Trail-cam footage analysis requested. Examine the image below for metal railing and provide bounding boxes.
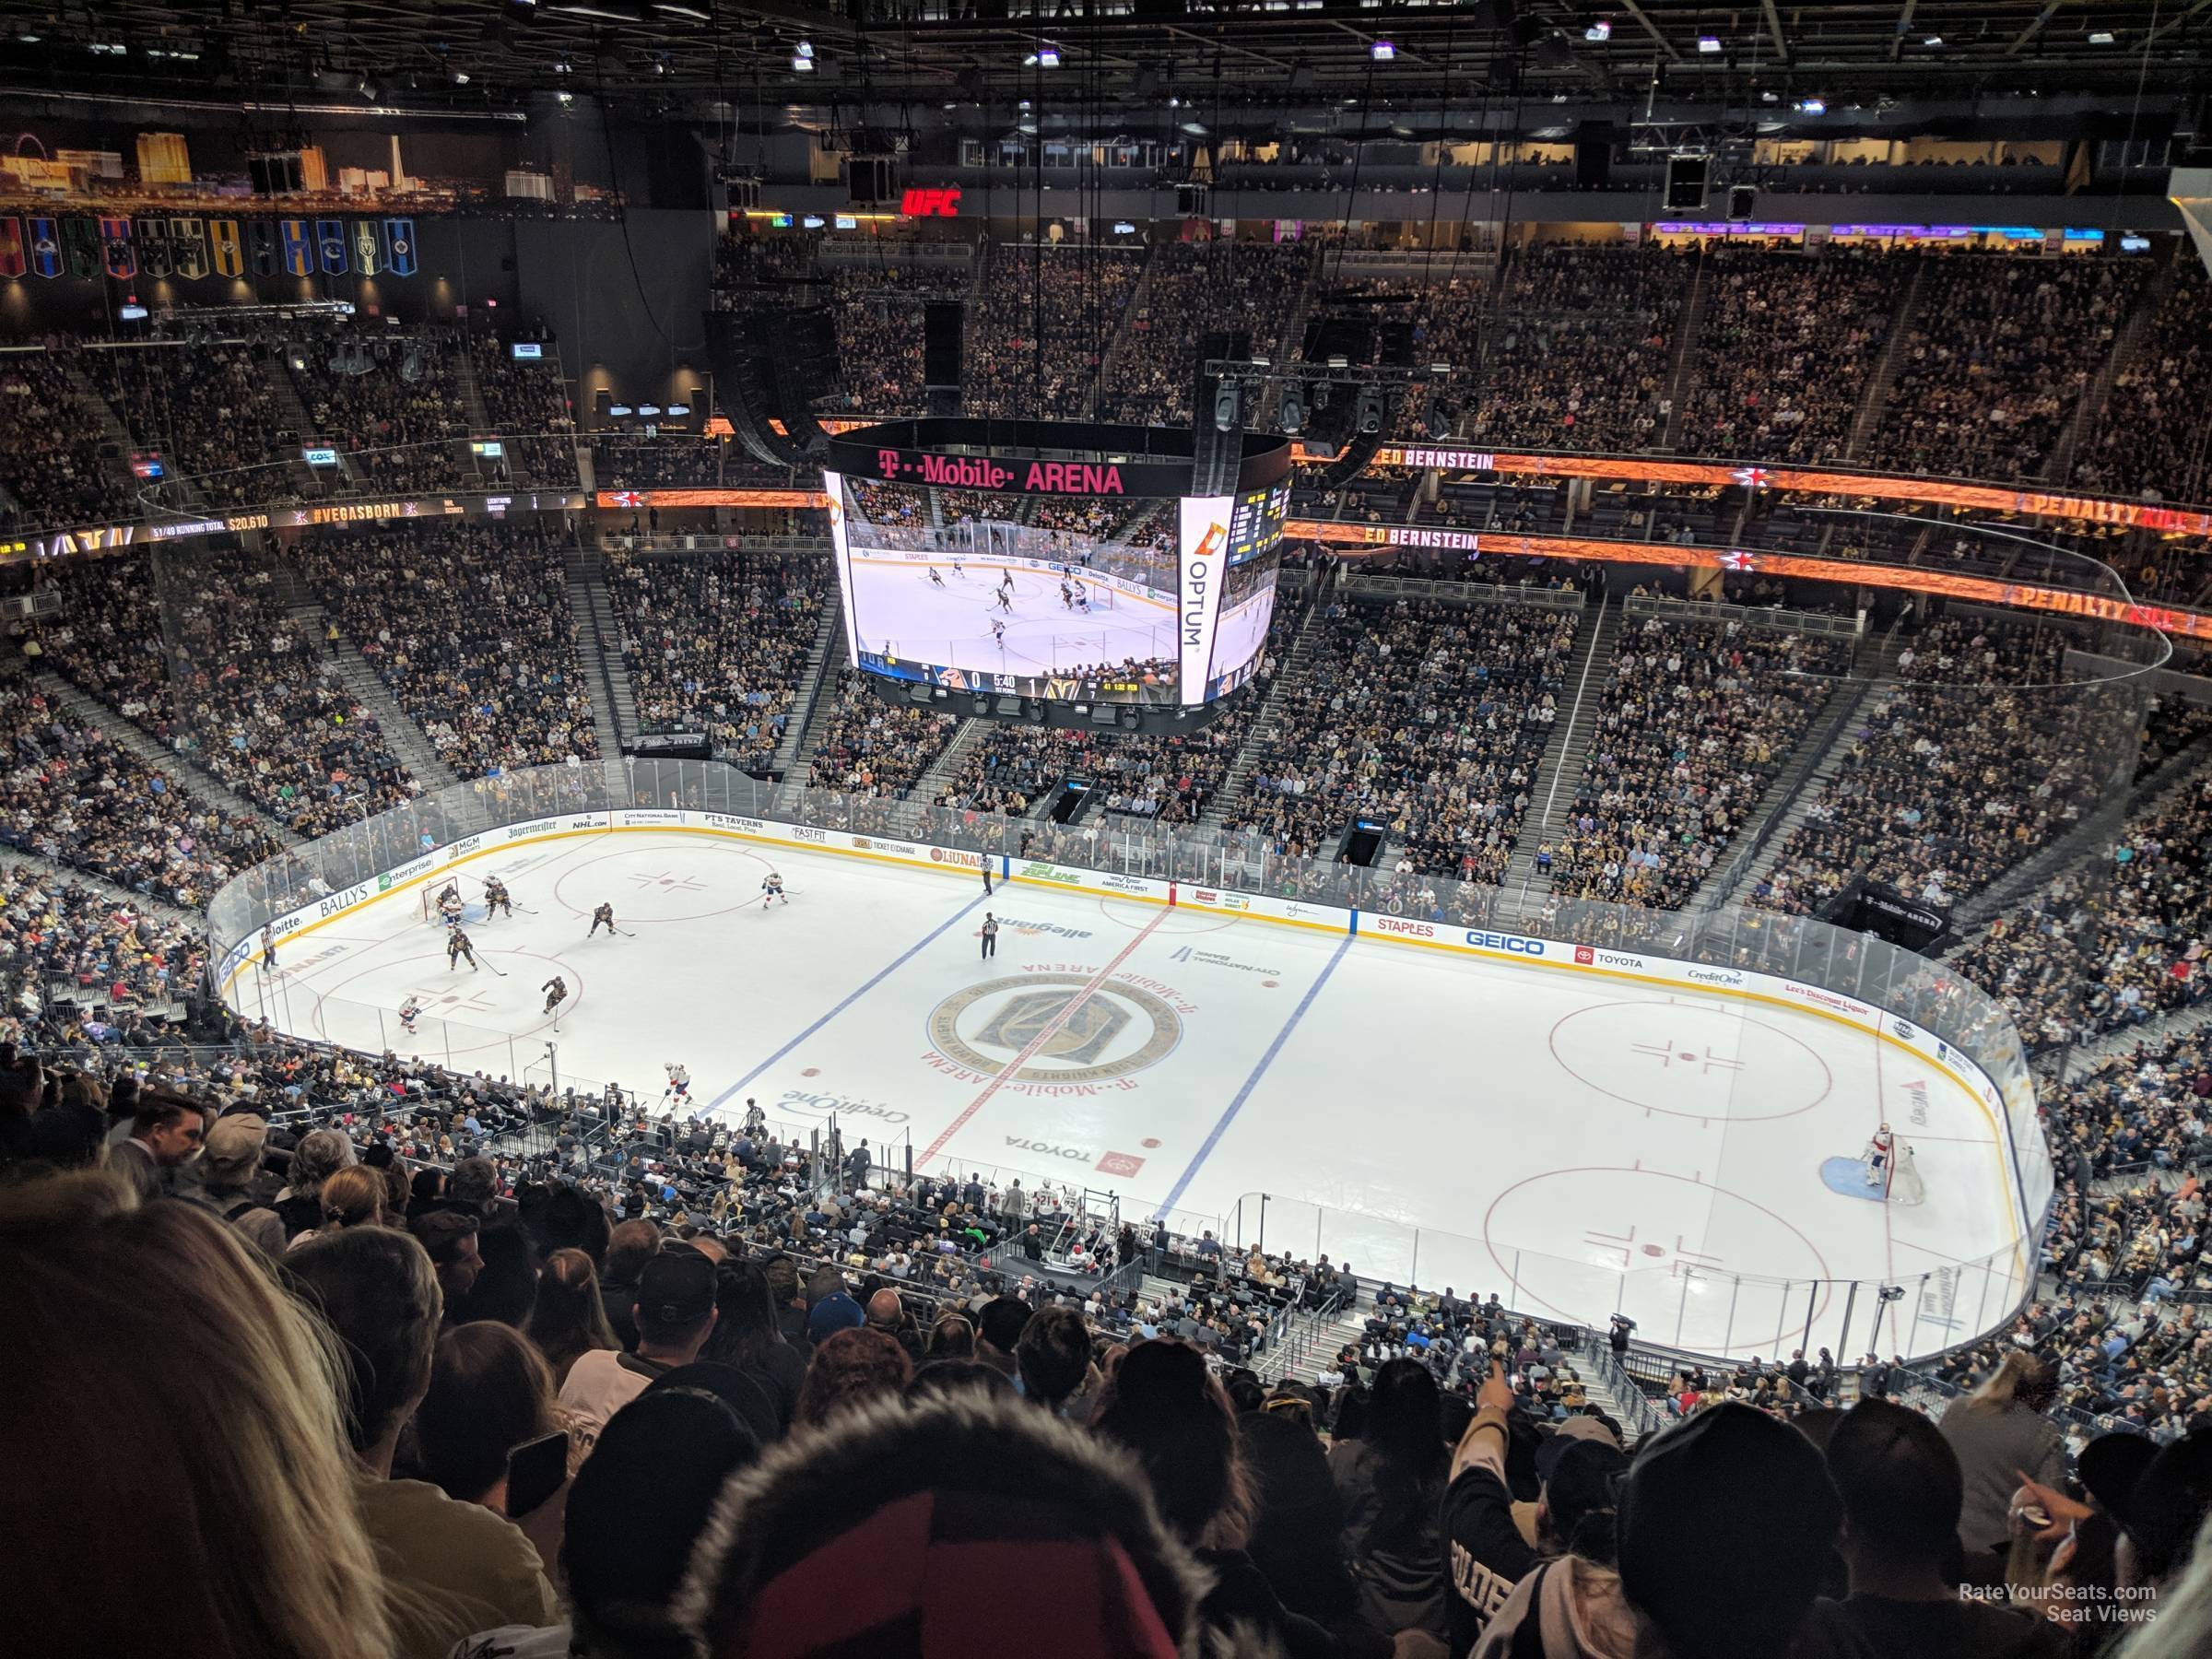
[206,757,2059,1363]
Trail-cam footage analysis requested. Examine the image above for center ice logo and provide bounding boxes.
[926,972,1182,1085]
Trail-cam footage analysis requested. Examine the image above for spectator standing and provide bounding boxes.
[1940,1352,2065,1568]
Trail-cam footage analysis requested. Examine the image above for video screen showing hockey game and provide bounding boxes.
[828,470,1285,707]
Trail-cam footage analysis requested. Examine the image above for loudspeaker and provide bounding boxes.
[703,309,815,467]
[1175,182,1209,216]
[924,300,965,387]
[249,154,303,195]
[849,157,894,204]
[1664,153,1710,213]
[1727,182,1757,221]
[1574,135,1610,191]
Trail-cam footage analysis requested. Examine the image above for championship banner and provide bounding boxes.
[169,217,207,279]
[278,219,313,276]
[0,218,23,279]
[351,219,381,276]
[249,221,278,277]
[383,218,417,276]
[63,217,100,278]
[98,217,135,279]
[210,219,243,278]
[26,217,60,278]
[134,217,171,277]
[316,219,348,274]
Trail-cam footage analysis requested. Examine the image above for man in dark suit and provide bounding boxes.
[108,1090,211,1203]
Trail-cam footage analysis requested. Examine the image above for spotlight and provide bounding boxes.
[554,89,573,105]
[1355,388,1384,434]
[451,69,471,85]
[1371,39,1395,61]
[1214,387,1240,432]
[1035,44,1061,68]
[794,40,813,59]
[1922,34,1943,46]
[791,53,812,72]
[2088,30,2115,43]
[1697,34,1723,53]
[1277,391,1304,432]
[1583,19,1610,41]
[1795,98,1826,114]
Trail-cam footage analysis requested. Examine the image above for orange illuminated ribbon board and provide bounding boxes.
[594,488,830,509]
[1293,446,2212,538]
[1284,520,2212,642]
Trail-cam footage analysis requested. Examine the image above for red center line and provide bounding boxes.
[916,905,1172,1166]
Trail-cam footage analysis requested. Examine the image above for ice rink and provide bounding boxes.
[847,555,1176,675]
[236,830,2032,1359]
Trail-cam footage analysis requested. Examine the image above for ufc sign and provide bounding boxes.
[900,186,962,218]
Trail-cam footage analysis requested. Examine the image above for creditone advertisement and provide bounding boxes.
[1177,495,1230,708]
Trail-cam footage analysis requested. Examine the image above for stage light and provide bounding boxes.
[1697,36,1723,54]
[1371,39,1395,61]
[1033,44,1062,68]
[1922,34,1943,46]
[791,53,813,72]
[1795,98,1826,114]
[1584,19,1610,41]
[452,70,471,84]
[2088,30,2115,43]
[1277,392,1304,432]
[794,40,813,59]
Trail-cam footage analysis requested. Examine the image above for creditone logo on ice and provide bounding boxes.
[774,1088,911,1125]
[925,973,1182,1089]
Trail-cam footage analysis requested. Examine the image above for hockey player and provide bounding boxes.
[1863,1123,1896,1188]
[541,975,570,1018]
[663,1063,691,1106]
[1059,579,1075,609]
[990,618,1007,648]
[950,557,964,579]
[589,901,618,938]
[998,569,1016,596]
[994,586,1014,615]
[760,871,789,911]
[398,995,421,1036]
[439,888,466,928]
[928,566,946,588]
[447,927,480,973]
[483,876,512,920]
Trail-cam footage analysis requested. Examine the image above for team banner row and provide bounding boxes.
[0,215,418,281]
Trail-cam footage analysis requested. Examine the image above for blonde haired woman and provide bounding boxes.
[0,1170,394,1658]
[289,1165,390,1248]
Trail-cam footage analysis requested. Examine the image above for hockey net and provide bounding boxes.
[1878,1138,1927,1206]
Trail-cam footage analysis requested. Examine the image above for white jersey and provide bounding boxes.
[666,1065,689,1087]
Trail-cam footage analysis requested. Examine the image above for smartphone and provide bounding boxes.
[505,1430,570,1520]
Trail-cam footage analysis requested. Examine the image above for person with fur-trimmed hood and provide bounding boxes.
[679,1385,1277,1657]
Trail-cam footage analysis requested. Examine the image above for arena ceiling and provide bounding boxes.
[0,1,2206,135]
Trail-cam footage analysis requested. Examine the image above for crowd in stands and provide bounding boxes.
[1548,615,1852,909]
[86,339,294,508]
[966,244,1143,418]
[2072,259,2212,503]
[312,523,600,778]
[1673,246,1914,464]
[291,333,474,494]
[29,548,417,838]
[804,668,959,796]
[1886,253,2150,483]
[1225,594,1582,879]
[0,870,210,1048]
[14,1028,2212,1659]
[606,549,829,769]
[0,341,135,529]
[467,335,579,488]
[1752,616,2108,918]
[1463,243,1693,453]
[589,434,727,488]
[822,258,971,417]
[0,672,276,910]
[1098,239,1310,423]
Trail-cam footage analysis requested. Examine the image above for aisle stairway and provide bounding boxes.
[29,670,303,849]
[565,546,637,754]
[1843,254,1928,461]
[1200,582,1333,830]
[1496,598,1621,899]
[771,609,845,778]
[1654,253,1712,453]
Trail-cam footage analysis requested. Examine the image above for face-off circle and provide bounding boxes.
[1549,999,1831,1122]
[927,972,1183,1084]
[1484,1166,1834,1350]
[553,841,773,924]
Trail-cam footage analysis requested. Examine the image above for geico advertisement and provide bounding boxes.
[1177,496,1230,707]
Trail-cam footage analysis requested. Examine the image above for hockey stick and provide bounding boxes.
[479,957,509,978]
[617,927,639,937]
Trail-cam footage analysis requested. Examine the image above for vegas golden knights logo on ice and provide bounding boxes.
[928,973,1182,1085]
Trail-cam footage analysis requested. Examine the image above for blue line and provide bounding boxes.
[1151,933,1353,1219]
[702,891,992,1116]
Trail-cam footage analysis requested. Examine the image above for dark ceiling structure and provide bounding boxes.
[0,1,2206,140]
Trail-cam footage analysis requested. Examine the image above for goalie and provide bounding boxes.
[1862,1124,1899,1189]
